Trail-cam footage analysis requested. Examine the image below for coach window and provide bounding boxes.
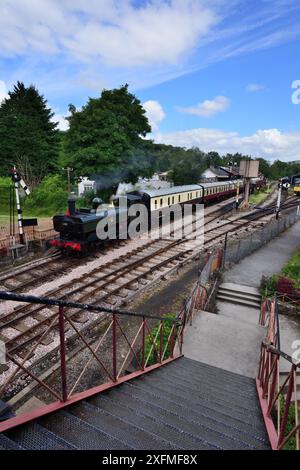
[168,197,170,205]
[160,198,163,207]
[172,196,174,204]
[179,195,181,202]
[154,200,157,209]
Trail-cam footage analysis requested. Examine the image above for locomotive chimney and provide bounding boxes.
[68,197,76,216]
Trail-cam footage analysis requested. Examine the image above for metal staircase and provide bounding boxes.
[0,357,270,450]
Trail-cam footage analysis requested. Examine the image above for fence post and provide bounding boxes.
[58,306,68,402]
[222,233,228,269]
[142,317,145,370]
[160,320,163,362]
[112,313,117,382]
[278,366,295,448]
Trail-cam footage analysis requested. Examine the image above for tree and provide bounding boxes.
[205,151,222,168]
[64,84,151,197]
[0,82,59,186]
[257,158,271,178]
[168,147,207,185]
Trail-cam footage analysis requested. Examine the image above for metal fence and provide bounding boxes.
[258,296,300,450]
[223,207,300,268]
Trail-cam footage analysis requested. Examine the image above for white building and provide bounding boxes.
[78,177,97,196]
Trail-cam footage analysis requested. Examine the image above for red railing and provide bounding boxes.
[257,297,300,450]
[0,249,222,432]
[0,292,182,432]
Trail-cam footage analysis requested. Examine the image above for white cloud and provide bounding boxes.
[155,127,300,162]
[246,83,266,92]
[0,80,9,103]
[143,100,166,131]
[0,1,219,67]
[53,113,69,131]
[178,96,230,118]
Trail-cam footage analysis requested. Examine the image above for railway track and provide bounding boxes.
[1,190,297,393]
[0,197,236,294]
[0,196,289,360]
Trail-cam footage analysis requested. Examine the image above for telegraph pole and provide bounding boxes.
[276,179,282,220]
[63,167,74,195]
[235,181,240,210]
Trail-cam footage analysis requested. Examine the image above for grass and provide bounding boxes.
[249,186,272,205]
[282,248,300,290]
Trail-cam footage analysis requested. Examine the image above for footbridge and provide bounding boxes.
[0,263,299,450]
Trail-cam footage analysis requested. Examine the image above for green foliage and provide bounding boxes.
[63,84,151,195]
[168,148,207,185]
[23,175,68,216]
[274,395,300,450]
[0,82,59,185]
[249,186,272,205]
[260,275,278,297]
[282,248,300,289]
[0,177,12,214]
[141,314,177,367]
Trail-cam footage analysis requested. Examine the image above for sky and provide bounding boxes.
[0,0,300,162]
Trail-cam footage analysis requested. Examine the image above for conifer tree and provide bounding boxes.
[0,81,59,185]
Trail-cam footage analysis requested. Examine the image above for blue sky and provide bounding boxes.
[0,0,300,161]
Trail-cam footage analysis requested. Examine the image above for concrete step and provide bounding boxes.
[218,288,261,303]
[217,294,261,309]
[219,283,260,297]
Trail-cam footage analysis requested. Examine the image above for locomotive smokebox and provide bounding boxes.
[68,197,76,216]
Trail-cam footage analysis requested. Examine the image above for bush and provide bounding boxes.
[0,177,12,214]
[141,314,177,367]
[282,248,300,290]
[23,175,68,216]
[260,275,278,297]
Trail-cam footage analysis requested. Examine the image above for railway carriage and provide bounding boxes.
[49,180,244,253]
[127,180,242,215]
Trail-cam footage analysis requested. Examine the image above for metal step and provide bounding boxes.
[69,401,179,450]
[107,381,267,438]
[5,422,77,450]
[88,393,217,450]
[138,372,263,418]
[0,433,25,450]
[123,377,264,430]
[39,410,133,450]
[100,386,269,449]
[177,357,257,387]
[163,360,259,399]
[104,384,265,450]
[141,373,262,415]
[1,357,270,450]
[158,366,260,406]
